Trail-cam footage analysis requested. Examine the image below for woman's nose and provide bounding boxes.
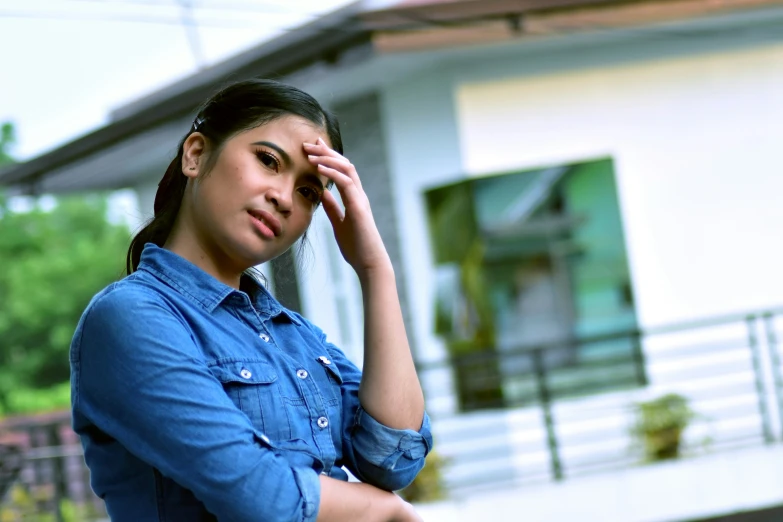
[265,187,292,214]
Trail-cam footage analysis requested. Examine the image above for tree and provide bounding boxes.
[0,122,131,414]
[0,121,17,167]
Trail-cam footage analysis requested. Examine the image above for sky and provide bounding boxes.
[0,0,355,161]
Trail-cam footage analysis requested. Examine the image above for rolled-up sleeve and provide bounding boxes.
[71,287,320,522]
[348,405,433,491]
[305,319,433,492]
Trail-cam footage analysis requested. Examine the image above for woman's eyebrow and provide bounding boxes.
[252,141,291,167]
[301,173,325,192]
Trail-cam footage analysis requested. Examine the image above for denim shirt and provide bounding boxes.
[70,244,432,522]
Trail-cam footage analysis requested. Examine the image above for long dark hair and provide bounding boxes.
[126,79,343,275]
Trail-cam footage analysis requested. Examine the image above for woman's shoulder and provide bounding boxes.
[82,274,180,324]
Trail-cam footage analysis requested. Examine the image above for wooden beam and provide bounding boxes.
[372,0,783,53]
[363,0,622,29]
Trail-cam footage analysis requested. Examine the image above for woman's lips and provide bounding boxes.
[248,209,281,239]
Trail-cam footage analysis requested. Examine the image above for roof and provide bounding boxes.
[2,0,782,192]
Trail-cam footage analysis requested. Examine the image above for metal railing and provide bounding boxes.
[0,412,105,521]
[418,307,783,493]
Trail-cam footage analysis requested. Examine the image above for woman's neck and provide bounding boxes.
[164,226,243,289]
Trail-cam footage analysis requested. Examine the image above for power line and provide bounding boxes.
[0,9,279,28]
[66,0,321,15]
[177,0,206,69]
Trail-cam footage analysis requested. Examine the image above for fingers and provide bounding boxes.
[305,137,341,159]
[315,164,364,204]
[304,139,363,190]
[308,155,364,191]
[320,189,344,226]
[308,154,350,174]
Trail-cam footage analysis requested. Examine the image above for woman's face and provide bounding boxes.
[182,115,331,270]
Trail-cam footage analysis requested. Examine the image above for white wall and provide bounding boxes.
[455,42,783,328]
[380,71,466,415]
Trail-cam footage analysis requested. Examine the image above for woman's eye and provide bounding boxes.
[257,152,279,172]
[299,187,322,205]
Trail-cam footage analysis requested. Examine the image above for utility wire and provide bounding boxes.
[0,0,331,27]
[66,0,325,15]
[0,9,260,27]
[177,0,206,69]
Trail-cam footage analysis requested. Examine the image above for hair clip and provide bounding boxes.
[192,116,205,131]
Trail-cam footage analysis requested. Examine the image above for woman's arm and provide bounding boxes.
[306,138,425,430]
[357,264,425,429]
[317,476,422,522]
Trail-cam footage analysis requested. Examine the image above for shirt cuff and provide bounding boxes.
[291,467,321,522]
[351,406,433,471]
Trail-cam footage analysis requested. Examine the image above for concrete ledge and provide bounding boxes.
[414,445,783,521]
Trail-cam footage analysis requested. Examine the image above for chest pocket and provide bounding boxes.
[315,357,343,407]
[208,360,292,442]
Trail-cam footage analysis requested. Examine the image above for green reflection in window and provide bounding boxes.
[425,157,641,411]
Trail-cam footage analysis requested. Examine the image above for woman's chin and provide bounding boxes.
[224,233,279,267]
[236,243,282,269]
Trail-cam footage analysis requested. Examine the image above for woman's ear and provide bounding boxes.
[182,132,206,178]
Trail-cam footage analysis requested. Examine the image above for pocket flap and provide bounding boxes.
[209,360,277,384]
[316,356,343,384]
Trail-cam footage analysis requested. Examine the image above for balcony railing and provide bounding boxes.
[0,411,105,521]
[418,307,783,493]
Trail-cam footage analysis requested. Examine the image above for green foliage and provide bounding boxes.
[426,180,504,409]
[3,382,72,416]
[0,484,42,522]
[0,121,16,167]
[398,450,448,504]
[425,181,477,265]
[0,187,130,414]
[1,484,102,521]
[631,393,695,461]
[60,497,102,522]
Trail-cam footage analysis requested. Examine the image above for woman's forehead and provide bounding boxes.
[248,116,327,143]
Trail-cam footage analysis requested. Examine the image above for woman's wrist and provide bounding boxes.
[357,259,395,288]
[317,475,404,522]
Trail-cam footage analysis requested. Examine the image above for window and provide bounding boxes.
[425,158,641,411]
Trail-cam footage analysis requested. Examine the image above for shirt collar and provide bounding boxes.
[136,243,301,324]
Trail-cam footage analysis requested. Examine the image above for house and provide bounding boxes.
[4,0,783,519]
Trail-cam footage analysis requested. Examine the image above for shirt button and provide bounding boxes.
[318,356,332,365]
[240,369,252,379]
[296,369,308,379]
[317,417,329,429]
[260,434,271,444]
[259,333,270,342]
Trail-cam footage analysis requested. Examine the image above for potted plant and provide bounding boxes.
[631,393,695,462]
[398,450,448,503]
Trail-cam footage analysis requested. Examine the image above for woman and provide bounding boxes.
[70,79,431,522]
